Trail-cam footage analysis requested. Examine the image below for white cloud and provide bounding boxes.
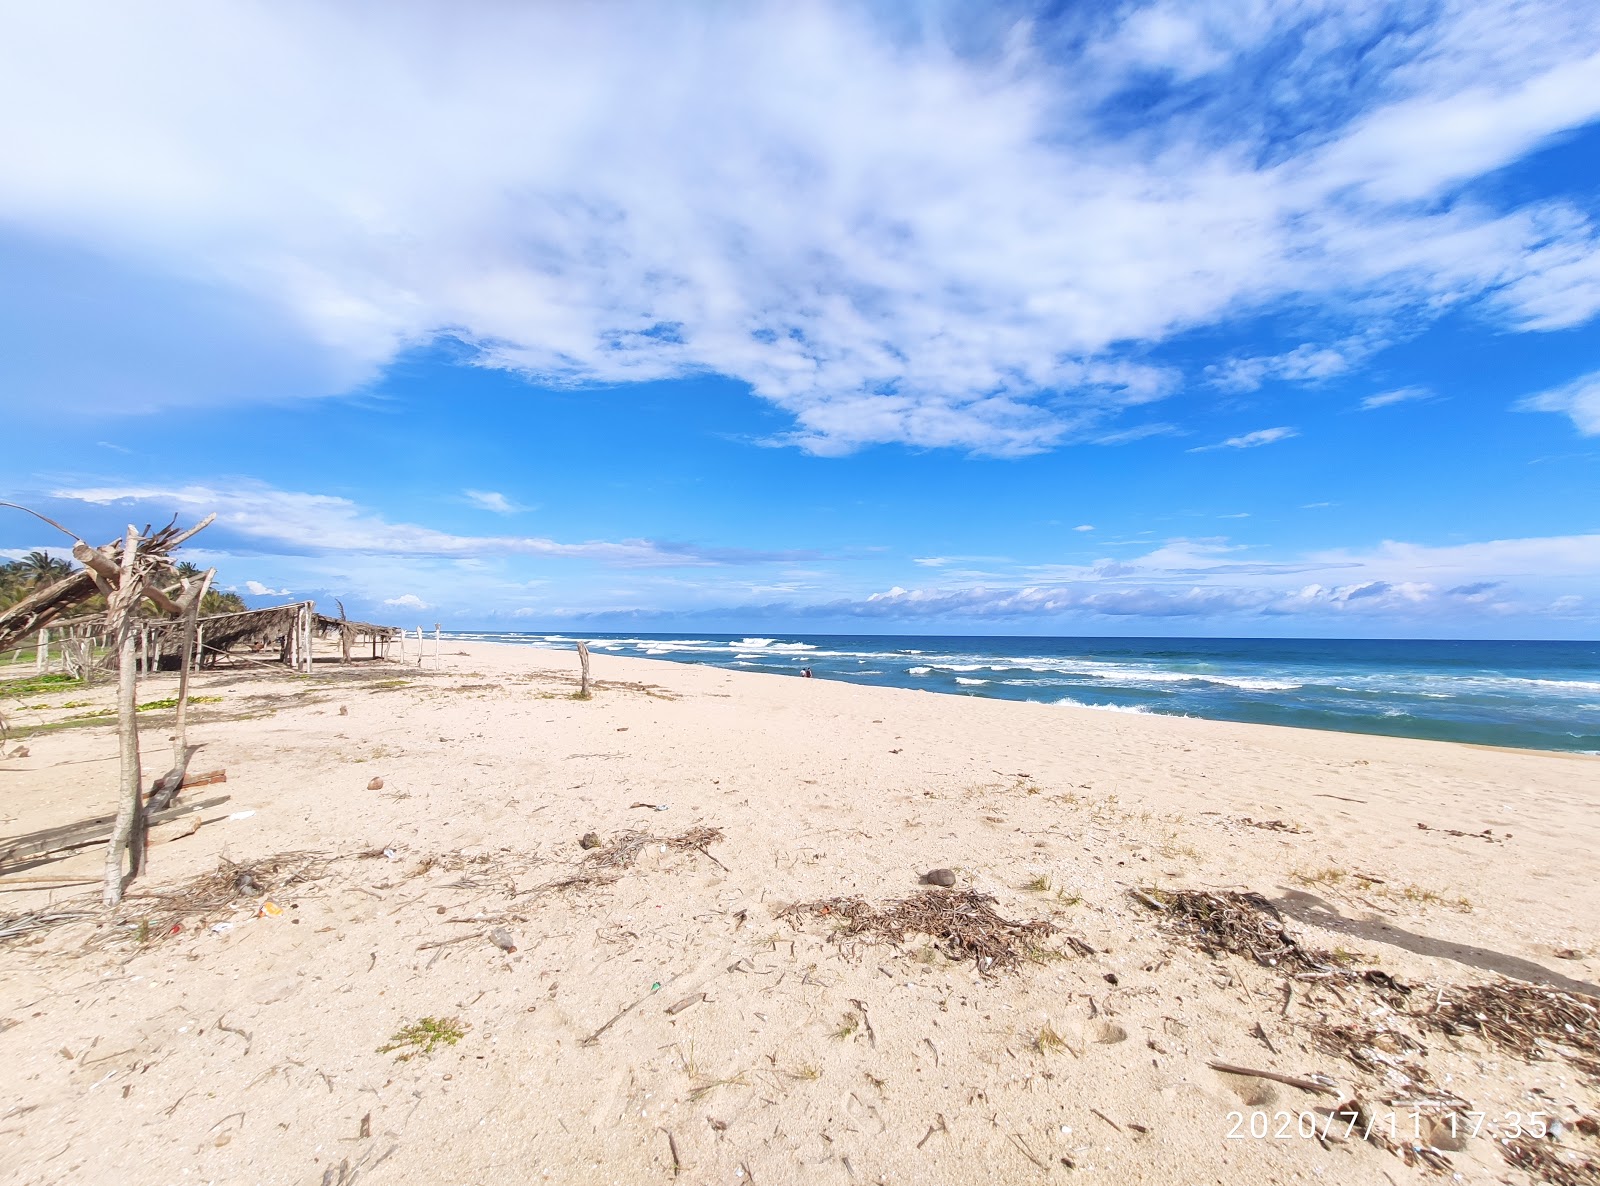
[1360,386,1432,410]
[51,482,817,568]
[1189,426,1299,452]
[1206,343,1360,394]
[383,593,430,610]
[1518,369,1600,435]
[1074,524,1095,532]
[243,580,291,596]
[1,4,1598,451]
[463,490,524,514]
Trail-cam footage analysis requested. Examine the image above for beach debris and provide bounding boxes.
[1416,979,1600,1069]
[1207,1060,1340,1096]
[779,888,1062,973]
[367,777,384,790]
[1132,888,1325,970]
[1556,948,1587,960]
[920,868,957,887]
[580,832,602,850]
[541,826,728,893]
[1415,821,1504,844]
[377,1016,467,1061]
[488,926,517,953]
[1238,817,1305,833]
[339,705,348,716]
[9,746,28,758]
[630,801,670,811]
[148,814,201,846]
[665,992,705,1015]
[1498,1134,1600,1186]
[228,810,255,820]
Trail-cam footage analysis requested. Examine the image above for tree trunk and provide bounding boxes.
[578,641,592,698]
[103,527,145,906]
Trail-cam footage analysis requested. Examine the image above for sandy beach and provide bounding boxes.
[2,640,1597,1186]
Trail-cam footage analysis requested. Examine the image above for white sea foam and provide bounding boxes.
[1053,698,1152,714]
[954,677,988,685]
[908,666,932,675]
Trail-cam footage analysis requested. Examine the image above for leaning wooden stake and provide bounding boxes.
[103,527,146,905]
[149,568,214,813]
[577,641,592,698]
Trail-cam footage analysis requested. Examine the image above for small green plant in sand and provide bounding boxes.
[832,1013,859,1041]
[136,695,222,712]
[1034,1023,1071,1055]
[688,1072,748,1102]
[1055,890,1083,906]
[568,690,593,701]
[785,1064,821,1082]
[378,1016,467,1061]
[1024,874,1052,893]
[1292,866,1347,887]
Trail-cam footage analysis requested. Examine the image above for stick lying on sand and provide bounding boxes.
[1207,1060,1340,1096]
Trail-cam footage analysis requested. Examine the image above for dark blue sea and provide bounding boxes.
[448,632,1600,754]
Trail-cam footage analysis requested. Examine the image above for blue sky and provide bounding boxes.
[2,1,1598,637]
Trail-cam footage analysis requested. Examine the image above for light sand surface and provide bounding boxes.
[2,641,1597,1186]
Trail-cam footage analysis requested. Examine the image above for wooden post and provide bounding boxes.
[35,627,47,673]
[104,527,145,906]
[434,622,441,669]
[416,625,423,667]
[148,568,213,814]
[169,570,212,768]
[303,605,313,674]
[578,641,591,699]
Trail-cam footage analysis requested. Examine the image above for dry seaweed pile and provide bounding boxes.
[97,851,328,947]
[1420,981,1600,1075]
[1500,1134,1600,1186]
[1135,888,1325,971]
[0,851,328,950]
[780,888,1060,973]
[540,826,726,893]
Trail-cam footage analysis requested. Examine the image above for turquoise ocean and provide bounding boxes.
[446,633,1600,754]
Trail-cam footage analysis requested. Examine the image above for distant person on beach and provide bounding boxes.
[801,667,813,678]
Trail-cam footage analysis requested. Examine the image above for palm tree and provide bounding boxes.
[20,550,71,584]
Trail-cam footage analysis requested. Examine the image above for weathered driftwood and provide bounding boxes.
[578,641,592,698]
[0,795,232,874]
[104,526,148,903]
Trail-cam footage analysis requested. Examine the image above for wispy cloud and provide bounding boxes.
[4,5,1599,451]
[1519,369,1600,435]
[243,580,292,596]
[1189,427,1299,452]
[383,593,431,610]
[50,483,818,568]
[1360,386,1432,410]
[462,490,526,514]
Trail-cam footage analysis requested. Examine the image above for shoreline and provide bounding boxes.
[462,636,1600,763]
[2,639,1596,1185]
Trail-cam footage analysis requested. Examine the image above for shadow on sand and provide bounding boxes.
[1272,888,1599,997]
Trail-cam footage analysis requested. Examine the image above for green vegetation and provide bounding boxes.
[377,1016,467,1060]
[0,673,80,699]
[136,695,223,712]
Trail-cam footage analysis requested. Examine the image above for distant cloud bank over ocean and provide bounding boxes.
[449,633,1600,754]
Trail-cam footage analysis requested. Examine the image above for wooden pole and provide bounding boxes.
[35,627,47,673]
[104,526,145,906]
[416,625,423,667]
[169,570,212,768]
[434,622,441,669]
[578,640,591,698]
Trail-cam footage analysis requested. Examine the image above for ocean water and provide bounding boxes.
[447,632,1600,754]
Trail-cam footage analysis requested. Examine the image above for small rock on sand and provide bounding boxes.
[580,832,602,850]
[921,868,957,887]
[367,777,384,790]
